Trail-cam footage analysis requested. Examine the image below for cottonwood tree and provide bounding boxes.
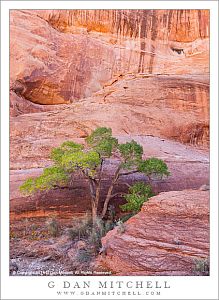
[20,127,170,223]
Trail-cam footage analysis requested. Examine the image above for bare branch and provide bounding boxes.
[52,185,78,190]
[110,192,126,199]
[119,170,139,177]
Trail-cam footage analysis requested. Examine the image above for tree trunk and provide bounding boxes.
[91,158,104,223]
[87,177,98,223]
[84,159,104,224]
[101,164,121,218]
[91,200,98,224]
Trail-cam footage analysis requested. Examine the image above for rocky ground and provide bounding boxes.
[10,188,209,277]
[10,219,112,276]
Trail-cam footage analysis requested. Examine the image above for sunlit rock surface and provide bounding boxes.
[10,10,209,104]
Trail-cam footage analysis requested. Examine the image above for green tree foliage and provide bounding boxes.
[120,182,154,213]
[86,127,118,157]
[138,157,170,180]
[20,127,170,223]
[118,140,143,169]
[20,166,68,195]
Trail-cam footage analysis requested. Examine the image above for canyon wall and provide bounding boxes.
[10,135,209,221]
[10,9,210,256]
[10,10,209,104]
[34,10,209,41]
[10,10,209,275]
[10,9,209,145]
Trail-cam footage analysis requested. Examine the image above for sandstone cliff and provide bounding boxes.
[10,9,209,145]
[9,10,210,276]
[10,10,209,103]
[34,10,209,41]
[10,135,209,221]
[96,189,209,276]
[10,8,209,221]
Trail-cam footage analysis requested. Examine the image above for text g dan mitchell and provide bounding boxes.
[48,280,171,289]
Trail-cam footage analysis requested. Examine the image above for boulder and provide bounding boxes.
[96,189,209,275]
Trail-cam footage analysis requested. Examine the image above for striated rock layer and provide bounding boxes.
[9,9,209,222]
[34,10,209,41]
[10,9,209,104]
[10,134,209,221]
[10,9,209,145]
[96,189,209,276]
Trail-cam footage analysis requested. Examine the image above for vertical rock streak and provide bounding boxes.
[10,9,209,147]
[37,9,209,41]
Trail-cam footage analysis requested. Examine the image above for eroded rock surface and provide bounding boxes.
[10,9,209,146]
[34,10,209,41]
[10,135,209,221]
[10,9,209,106]
[10,9,210,220]
[96,189,209,276]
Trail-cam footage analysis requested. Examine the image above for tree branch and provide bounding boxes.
[52,185,79,190]
[110,192,126,199]
[119,170,139,177]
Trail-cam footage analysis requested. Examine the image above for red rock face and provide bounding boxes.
[34,10,209,42]
[10,10,209,104]
[10,135,209,221]
[96,190,209,276]
[9,10,210,275]
[10,9,209,145]
[10,91,69,116]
